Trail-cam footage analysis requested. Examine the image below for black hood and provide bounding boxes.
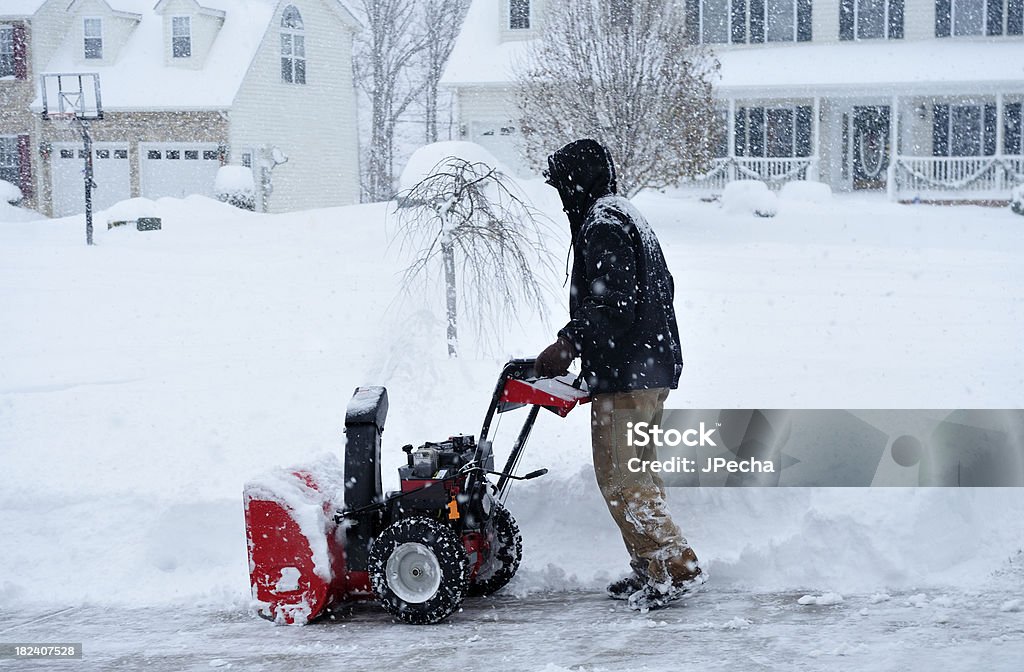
[545,139,618,233]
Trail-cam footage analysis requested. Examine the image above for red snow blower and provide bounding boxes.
[244,359,589,625]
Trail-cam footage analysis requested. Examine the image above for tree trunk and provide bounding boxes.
[441,238,457,357]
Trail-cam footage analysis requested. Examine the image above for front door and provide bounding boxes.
[852,106,890,190]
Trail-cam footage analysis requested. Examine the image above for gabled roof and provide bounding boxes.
[441,0,532,87]
[35,0,277,111]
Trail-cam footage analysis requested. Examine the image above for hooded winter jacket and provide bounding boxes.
[546,139,683,395]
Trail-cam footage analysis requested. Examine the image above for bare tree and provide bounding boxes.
[421,0,471,144]
[394,158,555,357]
[354,0,432,201]
[514,0,720,197]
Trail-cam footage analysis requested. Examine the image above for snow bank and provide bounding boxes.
[399,141,510,191]
[721,180,778,217]
[780,180,833,204]
[104,197,160,225]
[0,178,22,204]
[0,201,45,223]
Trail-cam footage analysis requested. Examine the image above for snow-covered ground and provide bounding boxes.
[1,187,1023,669]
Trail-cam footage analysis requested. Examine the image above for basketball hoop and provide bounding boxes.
[39,72,103,245]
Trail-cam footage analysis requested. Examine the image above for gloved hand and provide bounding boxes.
[535,336,576,378]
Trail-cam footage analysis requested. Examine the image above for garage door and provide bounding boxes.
[51,143,130,217]
[140,143,221,200]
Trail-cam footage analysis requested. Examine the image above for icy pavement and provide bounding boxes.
[1,589,1021,671]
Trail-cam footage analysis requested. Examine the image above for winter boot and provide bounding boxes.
[606,572,646,600]
[627,547,707,612]
[607,558,650,600]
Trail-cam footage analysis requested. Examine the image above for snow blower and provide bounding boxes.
[244,359,589,625]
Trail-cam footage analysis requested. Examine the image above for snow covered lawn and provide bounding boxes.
[1,191,1022,669]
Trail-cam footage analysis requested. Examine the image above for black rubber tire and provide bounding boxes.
[468,503,522,597]
[368,516,469,625]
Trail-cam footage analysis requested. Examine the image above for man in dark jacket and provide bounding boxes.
[534,139,703,611]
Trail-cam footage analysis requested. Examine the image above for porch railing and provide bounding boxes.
[888,155,1024,202]
[681,157,819,193]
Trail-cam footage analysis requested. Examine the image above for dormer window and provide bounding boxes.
[510,0,530,29]
[83,18,102,59]
[172,16,191,58]
[280,5,305,84]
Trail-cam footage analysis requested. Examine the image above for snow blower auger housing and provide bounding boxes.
[244,359,589,625]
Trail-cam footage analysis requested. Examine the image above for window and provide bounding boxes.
[840,0,904,39]
[1006,103,1023,155]
[0,136,19,186]
[937,0,1022,35]
[713,109,729,158]
[83,18,102,60]
[0,25,13,78]
[280,6,306,84]
[172,16,191,58]
[734,106,813,157]
[185,150,199,160]
[510,0,530,29]
[932,103,997,156]
[766,0,797,41]
[694,0,811,43]
[952,0,985,34]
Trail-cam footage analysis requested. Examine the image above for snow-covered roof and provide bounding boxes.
[0,1,49,18]
[35,0,275,111]
[716,40,1024,96]
[442,1,1024,96]
[441,0,531,87]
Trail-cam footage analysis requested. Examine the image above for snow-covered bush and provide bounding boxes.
[214,166,256,211]
[1011,184,1024,216]
[722,180,778,218]
[0,179,23,205]
[780,180,832,204]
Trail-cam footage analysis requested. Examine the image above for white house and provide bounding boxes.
[0,0,361,216]
[442,0,1024,203]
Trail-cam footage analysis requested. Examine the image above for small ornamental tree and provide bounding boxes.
[394,157,555,357]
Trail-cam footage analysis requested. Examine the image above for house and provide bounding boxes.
[0,0,360,217]
[441,0,1024,202]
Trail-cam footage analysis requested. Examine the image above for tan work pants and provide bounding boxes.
[591,388,692,585]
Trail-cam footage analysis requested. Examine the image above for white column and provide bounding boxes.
[727,98,736,158]
[888,95,899,200]
[812,96,821,181]
[727,98,736,182]
[996,92,1005,192]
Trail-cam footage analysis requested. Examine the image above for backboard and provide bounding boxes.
[40,73,103,121]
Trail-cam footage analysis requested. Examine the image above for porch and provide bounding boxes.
[684,93,1024,204]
